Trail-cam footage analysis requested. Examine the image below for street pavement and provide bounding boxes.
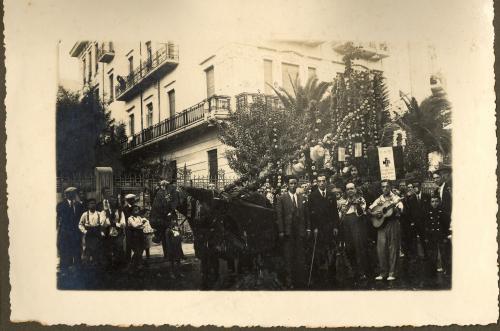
[58,242,451,291]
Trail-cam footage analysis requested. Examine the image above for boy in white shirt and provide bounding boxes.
[127,205,146,270]
[79,199,104,266]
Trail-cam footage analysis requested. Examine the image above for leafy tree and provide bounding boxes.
[56,86,124,176]
[218,96,295,179]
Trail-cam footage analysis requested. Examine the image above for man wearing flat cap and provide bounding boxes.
[57,187,85,271]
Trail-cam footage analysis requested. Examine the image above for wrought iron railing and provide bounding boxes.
[121,95,230,152]
[235,92,283,111]
[116,43,179,98]
[96,42,115,62]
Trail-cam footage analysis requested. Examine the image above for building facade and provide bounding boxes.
[69,40,390,181]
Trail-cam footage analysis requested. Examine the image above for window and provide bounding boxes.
[308,67,317,80]
[129,113,135,135]
[281,63,299,94]
[108,73,114,101]
[128,56,134,77]
[95,43,99,73]
[207,149,218,181]
[168,89,176,118]
[146,103,153,128]
[82,58,86,84]
[146,41,152,67]
[88,51,92,81]
[205,66,215,98]
[264,59,273,94]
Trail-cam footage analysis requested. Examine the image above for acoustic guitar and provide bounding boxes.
[370,196,405,228]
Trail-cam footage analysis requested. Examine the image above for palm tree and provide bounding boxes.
[395,90,452,156]
[269,75,331,113]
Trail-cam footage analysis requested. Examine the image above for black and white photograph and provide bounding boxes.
[5,0,497,327]
[56,39,453,291]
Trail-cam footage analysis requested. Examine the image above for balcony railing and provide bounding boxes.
[116,43,179,100]
[121,95,230,153]
[97,42,115,63]
[235,92,283,111]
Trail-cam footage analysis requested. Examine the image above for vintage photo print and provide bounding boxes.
[5,0,498,327]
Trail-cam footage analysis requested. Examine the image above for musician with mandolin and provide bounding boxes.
[339,182,368,281]
[368,180,404,281]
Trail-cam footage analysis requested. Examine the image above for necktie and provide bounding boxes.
[322,191,325,198]
[292,195,297,209]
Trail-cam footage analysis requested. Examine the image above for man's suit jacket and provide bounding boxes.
[57,200,84,241]
[433,182,452,236]
[407,192,431,221]
[276,192,308,237]
[308,188,339,235]
[440,182,452,216]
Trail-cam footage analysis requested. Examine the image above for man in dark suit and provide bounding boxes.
[406,180,431,258]
[276,176,309,288]
[307,173,339,286]
[432,164,452,275]
[57,187,85,271]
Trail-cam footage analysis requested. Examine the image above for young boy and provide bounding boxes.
[141,209,155,263]
[127,205,146,270]
[423,195,451,280]
[78,199,104,266]
[101,198,126,268]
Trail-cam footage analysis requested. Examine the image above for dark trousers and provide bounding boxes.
[125,229,132,262]
[282,233,306,288]
[58,230,82,269]
[84,229,103,264]
[424,234,451,274]
[309,243,336,286]
[400,216,417,259]
[342,213,368,277]
[129,230,144,268]
[104,233,125,267]
[423,236,442,277]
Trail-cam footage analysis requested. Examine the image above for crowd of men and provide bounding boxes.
[57,163,452,290]
[225,163,452,289]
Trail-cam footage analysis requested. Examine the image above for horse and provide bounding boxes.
[176,186,279,289]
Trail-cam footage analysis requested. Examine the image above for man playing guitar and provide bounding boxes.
[368,180,404,281]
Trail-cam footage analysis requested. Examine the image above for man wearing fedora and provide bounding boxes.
[432,163,452,275]
[57,187,85,271]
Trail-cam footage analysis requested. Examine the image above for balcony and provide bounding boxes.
[116,43,179,101]
[332,41,389,61]
[121,95,230,154]
[235,92,283,111]
[97,42,115,63]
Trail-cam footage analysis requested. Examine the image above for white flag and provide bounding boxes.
[378,147,396,180]
[338,147,346,161]
[354,142,362,157]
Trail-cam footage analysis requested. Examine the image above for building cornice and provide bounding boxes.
[69,41,89,57]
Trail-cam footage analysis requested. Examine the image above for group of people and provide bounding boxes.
[236,164,452,289]
[56,180,184,278]
[57,164,452,290]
